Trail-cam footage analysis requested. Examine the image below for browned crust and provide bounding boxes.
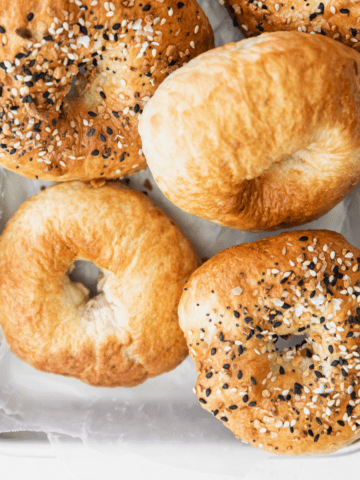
[139,32,360,231]
[0,181,201,387]
[179,230,360,455]
[0,0,214,181]
[223,0,360,48]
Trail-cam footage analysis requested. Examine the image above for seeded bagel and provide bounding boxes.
[0,0,213,181]
[179,230,360,455]
[221,0,360,49]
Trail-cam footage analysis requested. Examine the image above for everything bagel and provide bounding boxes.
[222,0,360,48]
[179,230,360,455]
[0,0,213,181]
[139,32,360,231]
[0,181,200,387]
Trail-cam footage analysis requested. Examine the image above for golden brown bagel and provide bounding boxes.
[0,181,200,387]
[139,32,360,232]
[0,0,213,181]
[221,0,360,48]
[179,230,360,455]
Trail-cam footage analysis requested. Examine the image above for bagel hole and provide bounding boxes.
[68,260,101,299]
[275,334,307,352]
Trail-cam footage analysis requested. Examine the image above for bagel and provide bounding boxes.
[0,0,214,181]
[221,0,360,49]
[179,230,360,455]
[0,181,200,387]
[139,31,360,232]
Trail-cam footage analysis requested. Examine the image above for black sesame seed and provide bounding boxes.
[308,429,314,437]
[340,8,350,13]
[237,370,243,379]
[213,410,219,416]
[337,420,345,426]
[233,310,240,319]
[205,372,213,379]
[113,23,120,30]
[88,111,97,117]
[347,405,353,416]
[314,434,320,443]
[134,104,140,113]
[299,236,308,241]
[143,4,151,10]
[248,402,257,407]
[316,418,323,426]
[279,366,285,375]
[0,26,5,34]
[205,388,211,397]
[100,91,106,99]
[238,345,244,356]
[243,394,248,403]
[244,316,253,324]
[328,345,334,354]
[327,426,332,435]
[282,303,291,309]
[43,35,53,41]
[27,12,34,21]
[87,129,95,137]
[199,398,207,404]
[100,134,106,142]
[223,363,230,369]
[229,405,238,410]
[220,416,228,422]
[177,1,185,7]
[222,383,228,389]
[91,150,99,156]
[22,95,33,104]
[314,370,324,378]
[250,377,257,385]
[211,348,216,355]
[106,127,113,135]
[219,332,224,341]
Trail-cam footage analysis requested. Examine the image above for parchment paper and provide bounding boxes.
[1,1,360,478]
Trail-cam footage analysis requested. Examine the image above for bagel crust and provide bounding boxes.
[0,0,213,181]
[222,0,360,48]
[179,230,360,455]
[0,182,200,387]
[139,32,360,231]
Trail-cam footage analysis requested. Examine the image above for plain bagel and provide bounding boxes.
[139,32,360,232]
[0,181,200,387]
[0,0,214,181]
[179,230,360,455]
[221,0,360,49]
